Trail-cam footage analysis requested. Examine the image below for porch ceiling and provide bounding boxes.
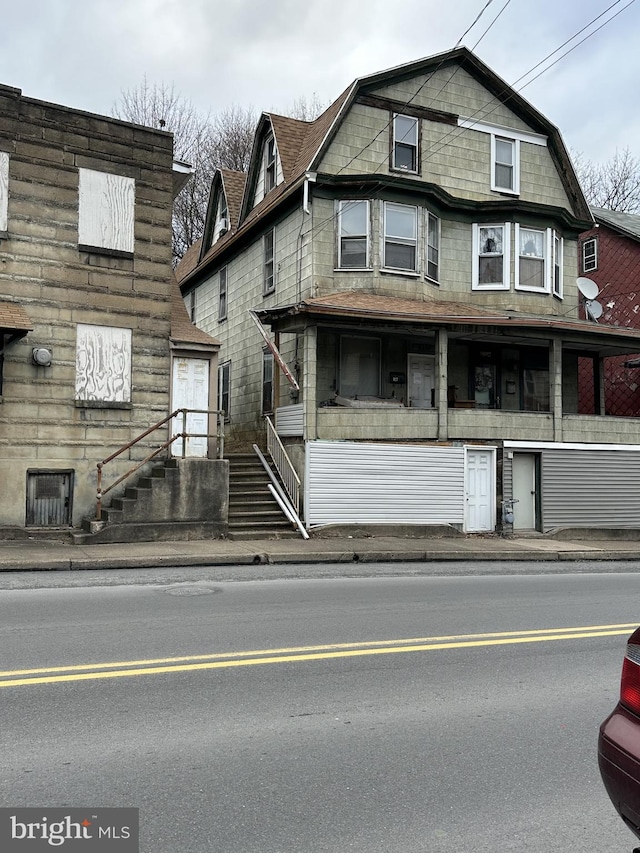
[0,300,32,341]
[255,291,640,357]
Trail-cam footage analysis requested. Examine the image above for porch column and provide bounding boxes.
[274,331,281,410]
[304,325,317,440]
[551,339,563,441]
[597,356,606,415]
[437,328,449,441]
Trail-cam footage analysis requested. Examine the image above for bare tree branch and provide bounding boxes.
[573,147,640,213]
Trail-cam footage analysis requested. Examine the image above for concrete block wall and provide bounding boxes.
[0,85,176,527]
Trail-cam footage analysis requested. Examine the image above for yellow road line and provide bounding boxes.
[0,623,634,688]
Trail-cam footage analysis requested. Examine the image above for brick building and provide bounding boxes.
[578,208,640,416]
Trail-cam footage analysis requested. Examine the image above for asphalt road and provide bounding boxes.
[0,566,638,852]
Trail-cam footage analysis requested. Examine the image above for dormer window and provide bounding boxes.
[265,136,277,192]
[392,114,419,173]
[213,193,229,243]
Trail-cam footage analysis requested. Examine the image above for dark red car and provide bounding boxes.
[599,627,640,850]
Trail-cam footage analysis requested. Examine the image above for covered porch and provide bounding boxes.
[258,292,640,446]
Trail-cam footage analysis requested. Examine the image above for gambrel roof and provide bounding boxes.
[180,46,590,292]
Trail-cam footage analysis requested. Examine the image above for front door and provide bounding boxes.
[171,357,210,457]
[512,453,538,530]
[408,354,435,408]
[465,447,496,532]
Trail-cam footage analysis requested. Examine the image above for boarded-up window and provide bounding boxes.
[78,169,135,254]
[0,151,8,233]
[75,324,132,403]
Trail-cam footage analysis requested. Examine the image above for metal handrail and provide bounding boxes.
[265,416,300,514]
[95,408,224,521]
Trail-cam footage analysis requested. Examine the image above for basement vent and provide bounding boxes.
[26,470,73,527]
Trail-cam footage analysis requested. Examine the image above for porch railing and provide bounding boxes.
[265,415,300,514]
[95,408,224,521]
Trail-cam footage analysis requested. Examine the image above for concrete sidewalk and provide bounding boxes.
[2,532,640,572]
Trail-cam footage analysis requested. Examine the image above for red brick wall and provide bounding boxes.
[578,225,640,416]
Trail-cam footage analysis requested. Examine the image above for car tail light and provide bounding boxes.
[621,642,640,715]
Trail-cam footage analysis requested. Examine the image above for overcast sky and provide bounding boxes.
[0,0,637,165]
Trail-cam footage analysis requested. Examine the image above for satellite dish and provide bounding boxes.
[586,300,603,321]
[577,277,599,300]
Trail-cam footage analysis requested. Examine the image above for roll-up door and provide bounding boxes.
[305,440,465,527]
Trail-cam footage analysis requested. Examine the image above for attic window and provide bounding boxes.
[491,135,519,195]
[213,193,229,243]
[392,114,419,174]
[265,136,277,192]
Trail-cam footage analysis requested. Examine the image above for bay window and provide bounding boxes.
[383,202,418,272]
[338,200,370,268]
[472,223,510,290]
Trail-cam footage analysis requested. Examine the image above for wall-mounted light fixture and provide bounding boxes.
[32,347,52,367]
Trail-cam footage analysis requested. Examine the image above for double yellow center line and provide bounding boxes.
[0,623,634,688]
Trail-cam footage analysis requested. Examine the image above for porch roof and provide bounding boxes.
[0,300,32,341]
[255,291,640,356]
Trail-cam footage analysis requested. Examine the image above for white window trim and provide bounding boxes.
[337,199,371,270]
[582,237,598,273]
[425,210,440,284]
[382,201,419,274]
[392,114,419,174]
[514,224,550,294]
[472,222,511,291]
[552,231,563,299]
[457,118,547,148]
[265,135,277,193]
[491,135,520,195]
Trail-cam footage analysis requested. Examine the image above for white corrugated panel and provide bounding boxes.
[306,440,465,526]
[276,404,304,437]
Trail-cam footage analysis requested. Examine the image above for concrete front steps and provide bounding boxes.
[71,457,227,545]
[227,453,300,541]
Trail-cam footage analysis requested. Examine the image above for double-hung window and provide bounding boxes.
[552,231,563,298]
[426,212,440,283]
[218,267,227,321]
[392,114,419,173]
[263,229,275,295]
[383,202,418,272]
[515,225,548,292]
[218,361,230,420]
[491,135,519,194]
[472,223,510,290]
[337,200,370,268]
[262,352,274,414]
[582,237,598,273]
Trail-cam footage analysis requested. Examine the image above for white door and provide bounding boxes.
[408,354,435,408]
[171,357,209,457]
[465,447,496,532]
[512,453,537,530]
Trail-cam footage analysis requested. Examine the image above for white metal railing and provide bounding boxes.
[265,416,300,514]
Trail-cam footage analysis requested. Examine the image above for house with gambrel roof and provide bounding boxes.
[178,47,640,535]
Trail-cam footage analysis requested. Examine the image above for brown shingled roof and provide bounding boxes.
[170,277,220,348]
[0,300,32,334]
[220,169,247,229]
[269,114,312,182]
[175,238,202,283]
